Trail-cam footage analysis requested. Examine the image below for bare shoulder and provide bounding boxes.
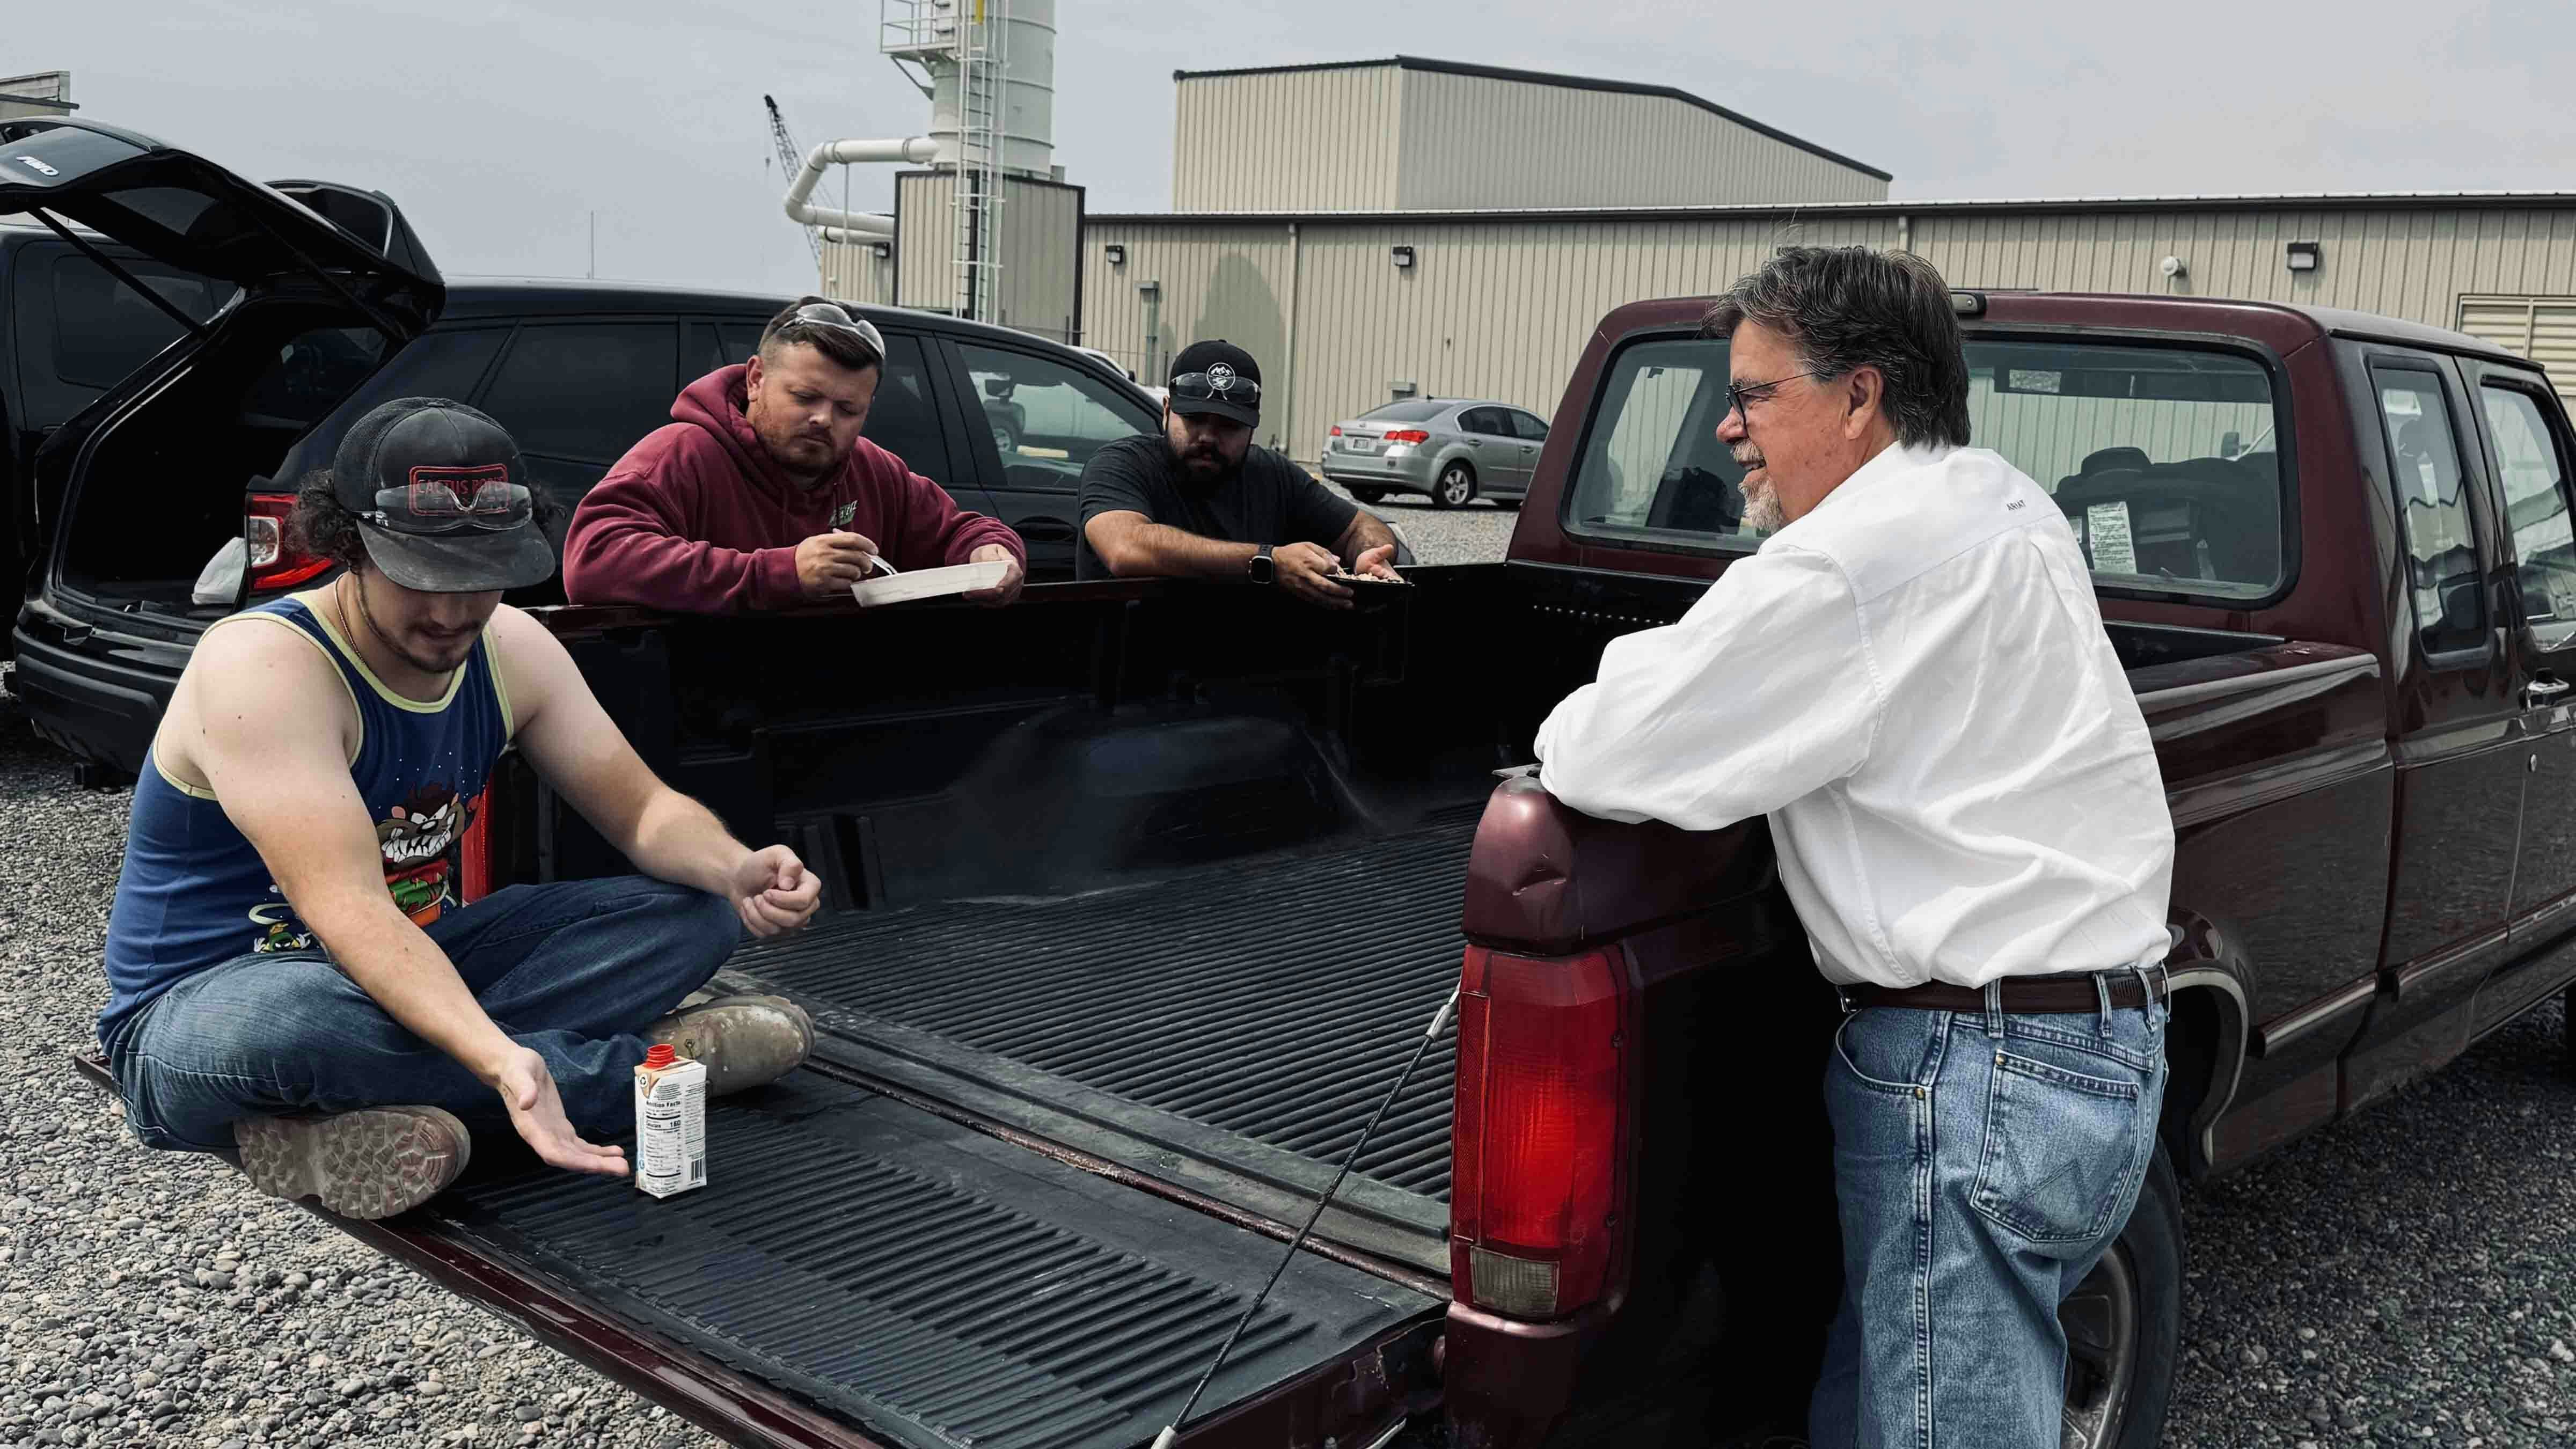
[484,604,586,723]
[165,610,356,778]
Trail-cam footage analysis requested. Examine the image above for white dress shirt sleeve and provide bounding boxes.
[1535,544,1883,831]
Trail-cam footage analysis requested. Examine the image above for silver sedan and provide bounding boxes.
[1319,398,1549,509]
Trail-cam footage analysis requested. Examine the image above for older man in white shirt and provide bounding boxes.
[1536,247,2176,1449]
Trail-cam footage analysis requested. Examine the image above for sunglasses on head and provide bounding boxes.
[775,302,884,361]
[369,467,533,535]
[1169,370,1262,407]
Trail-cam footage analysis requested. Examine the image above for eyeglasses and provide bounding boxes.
[1170,370,1262,406]
[369,467,533,534]
[774,302,885,362]
[1724,370,1832,423]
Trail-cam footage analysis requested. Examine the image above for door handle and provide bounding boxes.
[2526,675,2572,709]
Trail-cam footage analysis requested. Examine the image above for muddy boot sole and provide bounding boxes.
[233,1106,472,1220]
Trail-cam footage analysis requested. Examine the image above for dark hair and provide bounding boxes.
[759,294,881,372]
[1702,247,1972,449]
[288,469,562,579]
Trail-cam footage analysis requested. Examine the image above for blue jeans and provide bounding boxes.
[1809,973,2168,1449]
[108,876,743,1150]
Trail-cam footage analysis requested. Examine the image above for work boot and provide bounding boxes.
[233,1105,471,1221]
[642,995,813,1096]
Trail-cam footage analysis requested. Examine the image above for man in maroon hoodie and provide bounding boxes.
[564,298,1026,611]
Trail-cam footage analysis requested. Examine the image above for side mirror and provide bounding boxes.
[2219,430,2242,459]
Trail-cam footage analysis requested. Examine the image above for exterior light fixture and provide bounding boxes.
[1104,243,1126,266]
[870,241,891,259]
[1391,245,1416,269]
[2286,241,2321,273]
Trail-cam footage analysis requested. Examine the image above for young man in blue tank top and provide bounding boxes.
[100,399,825,1220]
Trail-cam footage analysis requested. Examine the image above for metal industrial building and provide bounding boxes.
[1048,57,2576,466]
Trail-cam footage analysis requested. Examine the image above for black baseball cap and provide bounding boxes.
[1168,339,1262,428]
[331,398,557,594]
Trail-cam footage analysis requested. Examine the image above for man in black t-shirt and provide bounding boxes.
[1078,340,1400,609]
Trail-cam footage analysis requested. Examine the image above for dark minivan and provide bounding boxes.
[2,118,1163,779]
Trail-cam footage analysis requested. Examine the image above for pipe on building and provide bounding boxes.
[1895,214,1911,253]
[784,136,940,242]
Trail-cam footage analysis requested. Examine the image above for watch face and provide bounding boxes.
[1248,550,1275,584]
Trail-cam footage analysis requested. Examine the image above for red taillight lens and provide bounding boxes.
[246,493,334,591]
[1329,425,1343,436]
[1384,429,1431,444]
[1450,946,1629,1320]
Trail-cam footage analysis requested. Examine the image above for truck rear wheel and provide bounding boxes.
[2061,1142,2182,1449]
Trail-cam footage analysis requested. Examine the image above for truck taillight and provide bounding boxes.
[1450,946,1629,1320]
[245,493,333,591]
[1383,429,1431,444]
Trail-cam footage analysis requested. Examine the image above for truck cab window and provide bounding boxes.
[956,341,1155,494]
[2375,370,2486,655]
[2480,384,2576,641]
[1564,339,1750,544]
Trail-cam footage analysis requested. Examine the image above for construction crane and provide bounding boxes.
[764,94,823,264]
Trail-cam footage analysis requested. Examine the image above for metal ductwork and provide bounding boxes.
[782,135,940,241]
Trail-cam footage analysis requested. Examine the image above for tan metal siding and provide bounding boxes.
[1080,223,1300,431]
[993,177,1083,342]
[2460,295,2576,404]
[1173,69,1401,213]
[819,238,895,307]
[895,170,958,312]
[1393,70,1884,210]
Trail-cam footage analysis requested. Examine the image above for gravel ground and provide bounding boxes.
[1326,481,1521,566]
[5,624,2576,1448]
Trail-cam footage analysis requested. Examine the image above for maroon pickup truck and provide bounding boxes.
[73,286,2576,1449]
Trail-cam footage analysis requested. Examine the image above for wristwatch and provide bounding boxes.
[1247,544,1276,585]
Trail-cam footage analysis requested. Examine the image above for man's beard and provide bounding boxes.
[1737,450,1786,534]
[759,417,847,484]
[1167,436,1240,489]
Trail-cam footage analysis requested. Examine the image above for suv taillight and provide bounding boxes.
[245,493,333,591]
[1384,429,1431,444]
[1450,946,1630,1320]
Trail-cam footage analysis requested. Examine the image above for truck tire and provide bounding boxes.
[1434,462,1477,509]
[2061,1142,2182,1449]
[1349,486,1387,504]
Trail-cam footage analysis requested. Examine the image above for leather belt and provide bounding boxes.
[1845,970,2165,1015]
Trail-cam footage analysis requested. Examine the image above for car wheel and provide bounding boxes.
[1433,463,1476,510]
[2060,1143,2182,1449]
[1349,487,1386,504]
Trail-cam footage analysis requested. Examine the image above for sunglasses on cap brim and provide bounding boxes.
[1169,371,1262,407]
[369,477,535,535]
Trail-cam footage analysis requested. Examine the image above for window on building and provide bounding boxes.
[2376,369,2485,656]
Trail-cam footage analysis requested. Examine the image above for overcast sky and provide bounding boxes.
[14,1,2572,297]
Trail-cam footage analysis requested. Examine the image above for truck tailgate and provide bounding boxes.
[75,1056,1442,1449]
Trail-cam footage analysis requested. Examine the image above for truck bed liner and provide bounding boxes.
[720,808,1476,1267]
[441,1069,1440,1449]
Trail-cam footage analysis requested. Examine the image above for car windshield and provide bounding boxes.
[1360,400,1445,422]
[1564,334,2288,602]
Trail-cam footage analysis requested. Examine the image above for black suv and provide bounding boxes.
[2,118,1165,780]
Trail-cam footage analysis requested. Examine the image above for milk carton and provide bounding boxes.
[634,1043,706,1198]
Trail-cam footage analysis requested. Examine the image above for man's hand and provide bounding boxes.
[494,1046,628,1177]
[794,531,881,599]
[1274,541,1354,610]
[1354,544,1400,581]
[731,844,823,936]
[962,543,1026,606]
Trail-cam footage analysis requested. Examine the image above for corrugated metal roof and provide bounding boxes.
[1099,190,2576,226]
[1170,55,1890,182]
